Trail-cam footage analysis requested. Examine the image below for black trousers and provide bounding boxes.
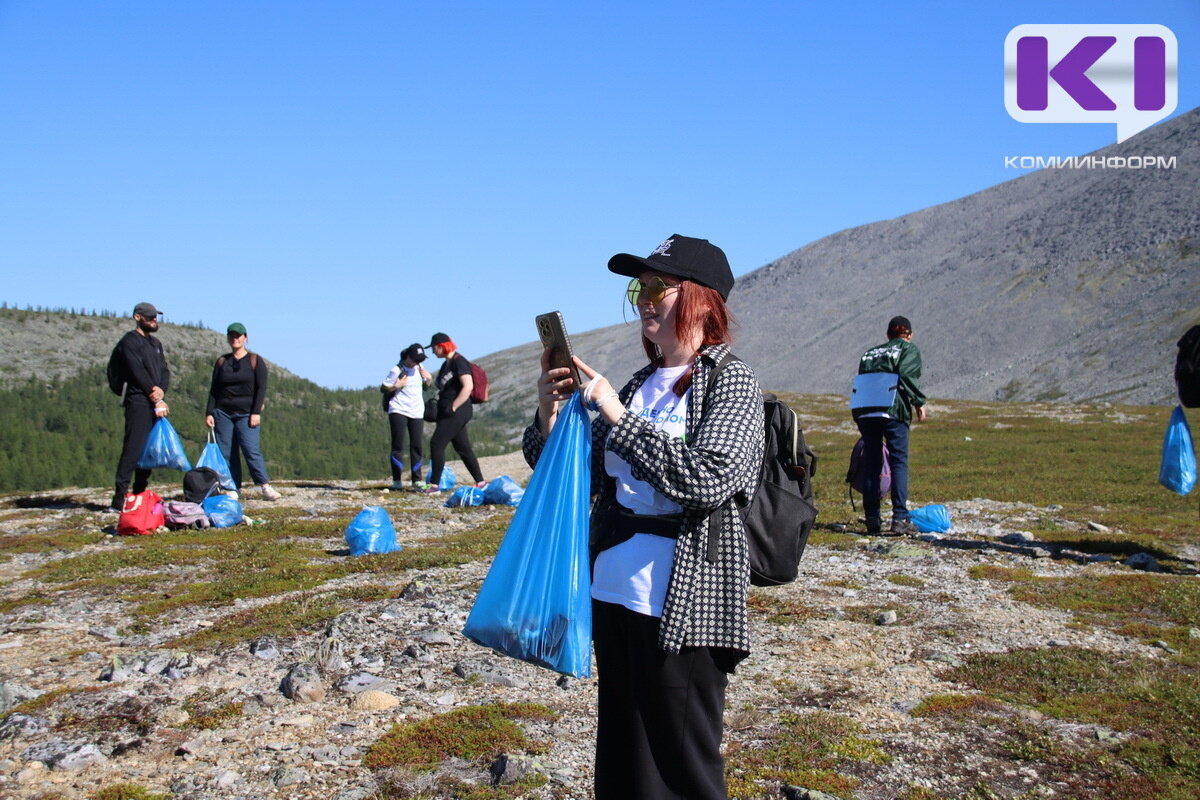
[428,403,484,485]
[388,413,424,482]
[592,600,729,800]
[114,397,155,502]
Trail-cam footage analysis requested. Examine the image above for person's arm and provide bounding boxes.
[251,355,268,415]
[896,345,927,416]
[450,356,473,412]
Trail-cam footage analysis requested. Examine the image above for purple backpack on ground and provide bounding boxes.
[163,501,212,530]
[846,437,892,509]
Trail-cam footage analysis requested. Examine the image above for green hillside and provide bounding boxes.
[0,307,512,492]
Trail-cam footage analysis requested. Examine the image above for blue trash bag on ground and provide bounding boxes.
[345,506,402,555]
[425,465,457,491]
[483,475,525,506]
[909,504,952,533]
[196,432,236,490]
[202,494,243,528]
[137,417,193,471]
[1159,405,1197,495]
[463,392,593,677]
[445,486,486,507]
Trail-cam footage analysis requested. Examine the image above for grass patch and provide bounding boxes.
[822,578,862,590]
[362,702,557,770]
[0,529,105,559]
[725,710,888,799]
[747,590,823,625]
[945,646,1200,797]
[910,693,1009,718]
[170,592,347,650]
[183,688,243,730]
[91,785,170,800]
[887,573,926,587]
[845,603,915,625]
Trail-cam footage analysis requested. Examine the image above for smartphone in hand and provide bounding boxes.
[535,311,582,390]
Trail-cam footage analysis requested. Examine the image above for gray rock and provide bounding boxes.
[378,603,406,620]
[784,786,848,800]
[1094,726,1122,744]
[400,580,436,601]
[314,634,348,672]
[280,663,326,703]
[333,786,380,800]
[916,533,942,542]
[353,650,385,671]
[270,766,310,788]
[1088,553,1115,563]
[141,654,171,674]
[875,610,899,626]
[87,626,121,641]
[1125,553,1161,572]
[1086,521,1112,533]
[50,743,107,771]
[1001,531,1035,544]
[311,745,342,762]
[1152,640,1180,655]
[0,714,50,740]
[334,672,387,694]
[1189,628,1200,640]
[402,643,435,663]
[98,658,133,682]
[454,658,528,688]
[412,629,456,646]
[214,770,241,788]
[79,651,102,662]
[491,753,547,786]
[0,683,41,714]
[250,637,280,660]
[21,739,70,764]
[1029,547,1052,559]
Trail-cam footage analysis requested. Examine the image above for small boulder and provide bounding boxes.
[351,690,400,711]
[280,663,325,703]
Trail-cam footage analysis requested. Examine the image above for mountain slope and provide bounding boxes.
[475,108,1200,434]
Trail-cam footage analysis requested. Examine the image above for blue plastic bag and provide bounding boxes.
[196,433,236,490]
[345,506,402,556]
[202,494,243,528]
[425,464,457,491]
[463,393,593,677]
[1159,405,1197,495]
[137,418,193,471]
[445,486,486,507]
[909,503,952,533]
[483,475,524,507]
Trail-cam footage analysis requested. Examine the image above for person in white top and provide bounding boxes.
[526,234,764,800]
[382,343,433,490]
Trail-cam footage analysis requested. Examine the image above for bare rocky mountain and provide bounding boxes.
[475,107,1199,431]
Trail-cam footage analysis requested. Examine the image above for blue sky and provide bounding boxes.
[2,1,1197,388]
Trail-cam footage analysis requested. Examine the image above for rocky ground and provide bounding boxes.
[0,451,1190,800]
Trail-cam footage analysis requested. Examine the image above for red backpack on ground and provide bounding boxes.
[118,490,165,535]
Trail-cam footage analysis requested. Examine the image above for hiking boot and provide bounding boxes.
[890,518,918,536]
[260,484,282,501]
[865,519,882,535]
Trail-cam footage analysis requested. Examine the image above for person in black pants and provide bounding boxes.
[111,302,171,511]
[424,332,485,493]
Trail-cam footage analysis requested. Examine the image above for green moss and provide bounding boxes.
[725,710,887,799]
[91,784,170,800]
[910,693,1009,718]
[887,573,926,587]
[363,703,557,770]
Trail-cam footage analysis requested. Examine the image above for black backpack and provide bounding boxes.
[183,468,222,504]
[1176,325,1200,408]
[106,344,125,395]
[705,354,818,586]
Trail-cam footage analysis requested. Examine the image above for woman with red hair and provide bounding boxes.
[523,234,765,800]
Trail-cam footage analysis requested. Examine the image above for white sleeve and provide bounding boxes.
[383,366,401,387]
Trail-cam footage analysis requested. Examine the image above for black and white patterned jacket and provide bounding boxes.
[522,342,765,665]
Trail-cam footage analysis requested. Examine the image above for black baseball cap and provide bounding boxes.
[404,343,427,363]
[887,316,912,337]
[427,332,452,348]
[133,302,161,318]
[607,234,735,300]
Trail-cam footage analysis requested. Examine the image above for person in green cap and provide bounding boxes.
[205,322,281,501]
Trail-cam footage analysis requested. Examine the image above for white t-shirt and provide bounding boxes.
[592,363,691,617]
[383,363,424,418]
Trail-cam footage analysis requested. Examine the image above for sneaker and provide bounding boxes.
[421,486,442,495]
[390,480,406,490]
[474,481,488,489]
[411,480,432,491]
[260,484,282,501]
[226,490,240,502]
[890,518,918,536]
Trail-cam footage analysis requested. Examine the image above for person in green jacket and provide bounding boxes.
[851,315,927,535]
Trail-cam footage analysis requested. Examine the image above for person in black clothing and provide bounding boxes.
[424,332,485,493]
[205,322,280,501]
[111,301,171,511]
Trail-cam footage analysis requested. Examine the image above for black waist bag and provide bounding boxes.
[183,467,221,504]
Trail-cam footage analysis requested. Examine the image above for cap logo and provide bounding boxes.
[651,238,675,257]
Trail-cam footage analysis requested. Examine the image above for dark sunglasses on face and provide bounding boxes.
[626,276,680,306]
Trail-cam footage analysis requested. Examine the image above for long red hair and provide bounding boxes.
[640,280,734,395]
